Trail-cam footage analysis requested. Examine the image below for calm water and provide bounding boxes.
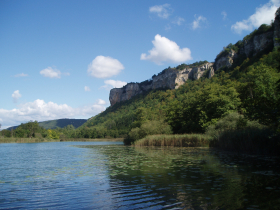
[0,142,280,209]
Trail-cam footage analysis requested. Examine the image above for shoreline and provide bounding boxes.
[0,137,124,144]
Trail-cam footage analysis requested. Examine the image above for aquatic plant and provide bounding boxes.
[133,134,213,147]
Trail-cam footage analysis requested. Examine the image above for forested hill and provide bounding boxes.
[7,119,87,130]
[73,11,280,139]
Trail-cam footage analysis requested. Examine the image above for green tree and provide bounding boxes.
[241,64,280,128]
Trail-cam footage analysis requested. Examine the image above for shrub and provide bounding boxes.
[124,120,172,145]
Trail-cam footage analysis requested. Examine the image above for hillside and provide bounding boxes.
[7,119,87,130]
[73,9,280,140]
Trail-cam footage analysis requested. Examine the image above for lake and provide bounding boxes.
[0,141,280,209]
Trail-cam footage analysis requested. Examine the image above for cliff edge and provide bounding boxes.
[109,8,280,107]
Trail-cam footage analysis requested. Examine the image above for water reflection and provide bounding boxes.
[82,146,280,210]
[0,142,280,209]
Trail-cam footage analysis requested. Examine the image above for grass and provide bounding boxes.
[133,134,213,147]
[0,137,124,143]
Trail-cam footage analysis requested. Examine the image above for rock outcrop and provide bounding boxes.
[274,7,280,48]
[243,31,274,57]
[109,63,214,106]
[109,7,280,106]
[215,49,237,70]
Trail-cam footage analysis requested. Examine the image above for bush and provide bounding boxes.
[124,120,172,145]
[206,112,263,138]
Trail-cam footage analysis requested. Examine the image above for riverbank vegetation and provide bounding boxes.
[0,137,123,143]
[1,22,280,154]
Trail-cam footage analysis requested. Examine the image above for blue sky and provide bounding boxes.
[0,0,279,129]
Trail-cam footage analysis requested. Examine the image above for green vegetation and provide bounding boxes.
[175,60,209,70]
[38,119,87,129]
[1,21,279,154]
[133,134,212,147]
[76,37,280,154]
[7,118,87,130]
[215,23,274,61]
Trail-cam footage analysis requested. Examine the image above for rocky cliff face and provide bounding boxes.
[274,7,280,48]
[109,7,280,107]
[109,63,214,106]
[215,49,237,70]
[243,31,274,57]
[214,8,280,71]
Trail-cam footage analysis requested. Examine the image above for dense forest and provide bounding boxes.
[1,21,280,153]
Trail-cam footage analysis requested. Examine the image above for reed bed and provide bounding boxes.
[133,134,213,147]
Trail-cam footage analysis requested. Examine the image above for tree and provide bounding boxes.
[241,64,280,128]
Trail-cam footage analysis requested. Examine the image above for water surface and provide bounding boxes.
[0,142,280,209]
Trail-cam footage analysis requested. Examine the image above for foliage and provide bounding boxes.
[133,134,212,147]
[38,119,87,129]
[175,60,209,71]
[125,119,172,145]
[205,112,264,138]
[47,129,60,139]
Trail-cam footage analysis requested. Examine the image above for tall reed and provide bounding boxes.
[133,134,213,147]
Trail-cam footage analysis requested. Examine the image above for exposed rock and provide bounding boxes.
[109,83,142,106]
[243,31,273,57]
[208,68,215,79]
[214,49,237,70]
[109,63,214,106]
[274,7,280,48]
[109,7,280,107]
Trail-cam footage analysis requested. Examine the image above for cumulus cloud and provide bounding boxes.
[87,56,124,78]
[0,99,106,129]
[12,90,22,103]
[221,11,227,20]
[97,99,106,105]
[105,80,127,88]
[40,67,61,78]
[231,0,280,34]
[14,73,28,77]
[140,34,192,65]
[149,4,172,19]
[84,86,91,92]
[192,15,207,30]
[173,17,185,26]
[100,80,127,90]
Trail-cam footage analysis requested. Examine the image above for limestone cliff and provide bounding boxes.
[215,49,237,70]
[109,63,214,106]
[274,7,280,48]
[109,7,280,106]
[214,8,280,71]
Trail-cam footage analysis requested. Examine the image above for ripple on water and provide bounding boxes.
[0,142,280,209]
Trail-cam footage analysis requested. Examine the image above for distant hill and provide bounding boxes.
[7,119,87,130]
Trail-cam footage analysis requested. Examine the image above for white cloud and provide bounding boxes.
[100,80,127,90]
[40,67,61,78]
[173,17,185,26]
[221,11,227,20]
[14,73,28,77]
[97,99,106,105]
[192,15,207,30]
[87,56,124,78]
[149,4,172,19]
[12,90,21,103]
[231,0,280,34]
[0,99,106,129]
[84,86,91,92]
[140,34,192,65]
[105,80,127,88]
